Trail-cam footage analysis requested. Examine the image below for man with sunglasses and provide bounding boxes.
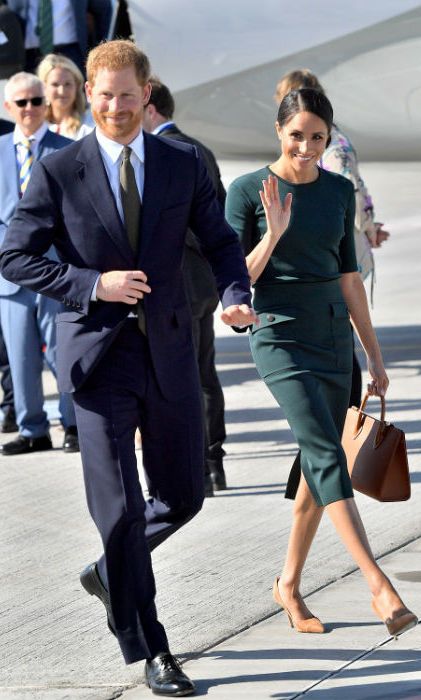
[0,71,78,455]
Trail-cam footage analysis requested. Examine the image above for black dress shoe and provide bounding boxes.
[63,425,79,453]
[0,433,52,455]
[204,472,214,498]
[1,410,18,433]
[208,457,227,491]
[80,562,116,636]
[145,652,195,697]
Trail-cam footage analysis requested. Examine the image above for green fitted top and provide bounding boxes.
[225,166,357,289]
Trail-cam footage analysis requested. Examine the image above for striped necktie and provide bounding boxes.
[19,138,34,196]
[37,0,54,55]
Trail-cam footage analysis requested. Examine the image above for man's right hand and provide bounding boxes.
[96,270,151,304]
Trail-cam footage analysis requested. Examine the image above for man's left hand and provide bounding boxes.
[220,304,258,327]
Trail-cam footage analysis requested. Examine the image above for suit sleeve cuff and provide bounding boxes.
[90,274,101,301]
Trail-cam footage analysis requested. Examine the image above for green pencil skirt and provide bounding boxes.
[250,279,354,507]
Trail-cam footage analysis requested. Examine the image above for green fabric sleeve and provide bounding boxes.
[339,180,358,273]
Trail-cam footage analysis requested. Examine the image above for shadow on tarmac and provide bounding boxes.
[187,641,421,697]
[226,406,284,422]
[191,673,421,699]
[212,486,287,498]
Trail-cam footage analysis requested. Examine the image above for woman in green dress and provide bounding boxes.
[225,88,417,637]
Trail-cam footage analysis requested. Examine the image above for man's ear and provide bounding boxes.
[142,81,152,105]
[85,81,92,104]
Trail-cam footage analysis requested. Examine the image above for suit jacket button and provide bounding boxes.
[267,314,275,322]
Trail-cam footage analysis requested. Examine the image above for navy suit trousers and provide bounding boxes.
[73,320,205,663]
[192,312,226,467]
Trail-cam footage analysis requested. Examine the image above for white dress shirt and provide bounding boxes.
[13,122,49,165]
[25,0,77,49]
[91,127,145,301]
[152,121,175,136]
[96,127,145,221]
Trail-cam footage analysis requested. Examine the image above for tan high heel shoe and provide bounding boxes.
[272,577,325,633]
[372,598,418,639]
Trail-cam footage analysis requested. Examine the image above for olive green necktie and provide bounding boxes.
[119,146,146,333]
[37,0,54,56]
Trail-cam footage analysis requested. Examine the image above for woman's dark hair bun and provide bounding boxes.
[277,88,333,135]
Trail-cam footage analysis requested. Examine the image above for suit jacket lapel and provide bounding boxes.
[37,129,66,159]
[75,132,134,264]
[37,130,53,160]
[140,132,170,260]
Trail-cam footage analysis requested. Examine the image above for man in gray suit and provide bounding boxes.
[0,71,78,454]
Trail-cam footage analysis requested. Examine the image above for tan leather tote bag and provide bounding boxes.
[342,393,410,502]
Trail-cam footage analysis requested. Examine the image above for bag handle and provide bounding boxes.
[358,392,386,421]
[355,392,387,448]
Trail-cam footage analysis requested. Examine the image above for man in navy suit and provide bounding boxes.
[1,41,255,696]
[7,0,112,74]
[0,71,78,455]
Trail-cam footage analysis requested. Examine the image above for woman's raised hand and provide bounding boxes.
[260,175,292,243]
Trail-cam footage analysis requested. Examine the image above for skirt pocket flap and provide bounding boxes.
[252,309,297,332]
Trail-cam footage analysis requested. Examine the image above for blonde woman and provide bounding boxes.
[38,54,92,140]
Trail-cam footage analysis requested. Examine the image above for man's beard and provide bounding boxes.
[92,108,141,140]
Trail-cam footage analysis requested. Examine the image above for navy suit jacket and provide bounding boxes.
[0,130,251,397]
[0,119,14,136]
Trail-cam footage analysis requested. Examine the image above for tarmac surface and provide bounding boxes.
[1,162,420,699]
